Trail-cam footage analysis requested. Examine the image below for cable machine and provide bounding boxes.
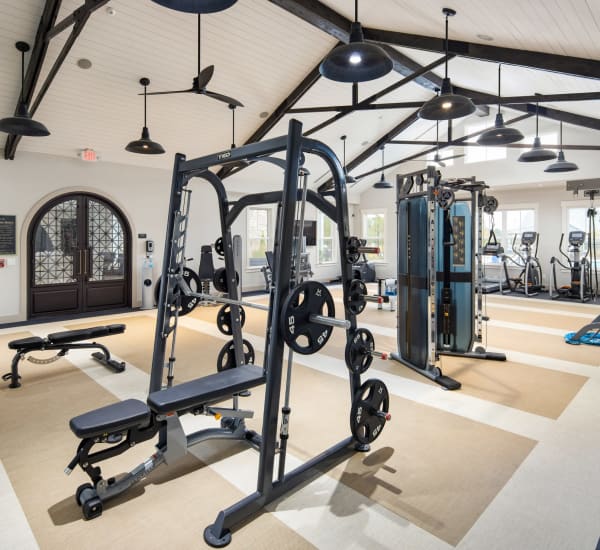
[391,167,505,390]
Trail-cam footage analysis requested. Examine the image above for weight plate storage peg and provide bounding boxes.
[281,281,335,355]
[217,339,255,371]
[216,304,246,335]
[350,379,390,445]
[345,328,375,375]
[346,279,367,315]
[154,268,202,316]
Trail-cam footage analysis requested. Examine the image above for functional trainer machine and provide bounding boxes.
[549,231,593,302]
[501,232,543,296]
[4,324,126,388]
[65,120,390,545]
[391,168,505,390]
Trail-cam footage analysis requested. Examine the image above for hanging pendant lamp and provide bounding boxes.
[0,42,50,137]
[151,0,237,13]
[518,102,556,162]
[373,145,393,189]
[418,8,475,121]
[125,78,165,155]
[320,0,392,83]
[477,64,524,145]
[544,122,578,173]
[341,135,356,183]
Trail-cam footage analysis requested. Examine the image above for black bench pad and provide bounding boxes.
[8,336,45,351]
[147,365,266,414]
[70,398,150,439]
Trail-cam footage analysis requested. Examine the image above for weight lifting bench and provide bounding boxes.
[66,364,265,519]
[4,324,126,388]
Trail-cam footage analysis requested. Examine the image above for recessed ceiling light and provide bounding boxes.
[361,140,369,146]
[259,111,269,118]
[77,58,92,69]
[477,33,493,41]
[106,6,116,16]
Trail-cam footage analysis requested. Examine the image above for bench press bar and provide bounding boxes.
[184,291,351,330]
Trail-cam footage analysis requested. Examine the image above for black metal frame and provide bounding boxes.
[147,119,364,546]
[391,168,505,390]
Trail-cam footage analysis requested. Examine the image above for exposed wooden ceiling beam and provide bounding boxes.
[317,109,421,192]
[388,140,600,151]
[4,0,110,160]
[354,113,533,180]
[364,29,600,81]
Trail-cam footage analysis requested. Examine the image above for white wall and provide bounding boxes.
[0,151,352,324]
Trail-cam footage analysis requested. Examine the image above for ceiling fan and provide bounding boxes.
[144,14,243,107]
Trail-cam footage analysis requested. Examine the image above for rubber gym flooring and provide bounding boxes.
[0,288,598,549]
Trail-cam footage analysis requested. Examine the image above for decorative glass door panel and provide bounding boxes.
[29,194,130,317]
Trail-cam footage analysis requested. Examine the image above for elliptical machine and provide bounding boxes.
[549,231,593,302]
[502,231,543,296]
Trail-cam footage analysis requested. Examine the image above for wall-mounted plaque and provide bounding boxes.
[0,215,16,255]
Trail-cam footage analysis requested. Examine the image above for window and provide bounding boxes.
[247,207,271,268]
[361,210,385,261]
[482,206,536,263]
[317,212,336,264]
[465,122,507,164]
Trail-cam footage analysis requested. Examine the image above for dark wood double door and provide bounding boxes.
[29,193,131,318]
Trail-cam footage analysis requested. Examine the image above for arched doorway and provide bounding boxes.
[28,192,131,318]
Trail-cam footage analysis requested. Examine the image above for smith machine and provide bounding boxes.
[65,120,391,546]
[392,167,505,390]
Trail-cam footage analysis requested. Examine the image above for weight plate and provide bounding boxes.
[345,328,375,375]
[346,236,362,264]
[216,304,246,335]
[350,379,389,445]
[217,339,255,372]
[213,267,239,294]
[214,237,225,257]
[154,268,202,316]
[280,281,334,355]
[346,279,367,315]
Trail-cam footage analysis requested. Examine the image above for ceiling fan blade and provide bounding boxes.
[197,65,214,89]
[144,88,194,95]
[204,90,244,107]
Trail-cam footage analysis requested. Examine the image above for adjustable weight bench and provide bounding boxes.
[66,364,266,520]
[4,324,126,388]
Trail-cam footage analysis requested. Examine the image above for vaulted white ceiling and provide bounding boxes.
[0,0,599,197]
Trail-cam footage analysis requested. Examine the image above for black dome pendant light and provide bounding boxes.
[373,145,393,189]
[125,78,165,155]
[477,64,524,145]
[0,41,50,137]
[419,8,475,121]
[545,122,578,173]
[151,0,237,13]
[341,135,356,184]
[518,102,556,162]
[319,0,393,83]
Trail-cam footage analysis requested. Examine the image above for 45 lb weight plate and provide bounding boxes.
[350,379,390,445]
[217,339,255,372]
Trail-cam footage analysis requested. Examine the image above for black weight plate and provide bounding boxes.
[217,338,255,372]
[216,304,246,336]
[345,328,375,375]
[213,267,239,294]
[154,268,202,316]
[346,279,367,315]
[350,379,389,444]
[214,237,225,257]
[346,236,362,264]
[280,281,334,355]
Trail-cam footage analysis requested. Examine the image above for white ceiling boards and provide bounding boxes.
[0,0,599,193]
